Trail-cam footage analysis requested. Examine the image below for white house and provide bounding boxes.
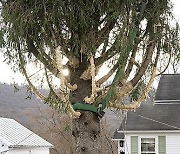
[0,117,53,154]
[113,74,180,154]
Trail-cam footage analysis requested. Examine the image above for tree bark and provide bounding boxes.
[72,111,101,154]
[70,59,101,154]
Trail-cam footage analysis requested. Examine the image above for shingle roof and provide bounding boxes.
[118,102,180,132]
[112,130,125,140]
[155,74,180,103]
[113,74,180,139]
[0,117,53,147]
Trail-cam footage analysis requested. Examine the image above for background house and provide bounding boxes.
[0,117,53,154]
[113,74,180,154]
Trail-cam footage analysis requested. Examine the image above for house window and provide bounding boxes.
[141,138,156,154]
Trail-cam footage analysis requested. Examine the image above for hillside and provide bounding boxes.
[0,82,120,128]
[0,83,120,154]
[0,83,46,126]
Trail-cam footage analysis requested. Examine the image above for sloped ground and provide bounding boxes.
[0,83,121,154]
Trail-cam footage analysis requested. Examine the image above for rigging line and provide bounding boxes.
[131,112,180,130]
[28,68,44,79]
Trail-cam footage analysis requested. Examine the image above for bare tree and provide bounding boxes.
[32,107,75,154]
[32,107,117,154]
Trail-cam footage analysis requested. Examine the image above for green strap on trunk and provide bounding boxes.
[73,103,105,118]
[73,103,98,113]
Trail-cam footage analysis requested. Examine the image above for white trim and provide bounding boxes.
[111,139,120,141]
[111,139,125,141]
[155,102,180,105]
[139,136,158,154]
[117,130,180,133]
[154,100,180,103]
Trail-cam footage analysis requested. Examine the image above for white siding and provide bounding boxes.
[119,132,180,154]
[166,134,180,154]
[125,135,131,154]
[5,147,50,154]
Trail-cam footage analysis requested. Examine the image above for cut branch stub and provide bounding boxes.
[109,67,157,110]
[69,56,80,69]
[84,55,98,104]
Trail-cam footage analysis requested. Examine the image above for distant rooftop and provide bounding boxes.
[113,74,180,139]
[118,102,180,132]
[0,117,53,148]
[155,74,180,103]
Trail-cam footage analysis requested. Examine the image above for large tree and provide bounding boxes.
[0,0,179,153]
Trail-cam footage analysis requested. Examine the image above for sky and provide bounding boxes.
[172,0,180,21]
[0,0,179,85]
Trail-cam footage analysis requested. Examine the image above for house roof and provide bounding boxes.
[155,74,180,103]
[112,130,125,140]
[113,74,180,139]
[0,117,53,148]
[119,102,180,131]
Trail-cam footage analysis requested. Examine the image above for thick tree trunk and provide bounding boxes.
[70,59,101,154]
[72,111,101,154]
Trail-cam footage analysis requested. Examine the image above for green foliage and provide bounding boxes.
[1,0,173,59]
[45,92,68,113]
[130,81,145,101]
[0,0,179,111]
[1,0,125,56]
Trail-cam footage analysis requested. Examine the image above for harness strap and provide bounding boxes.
[72,103,105,118]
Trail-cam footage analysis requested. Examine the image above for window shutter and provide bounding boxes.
[131,136,138,154]
[158,136,166,154]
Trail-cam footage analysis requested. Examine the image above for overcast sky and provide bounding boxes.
[0,0,179,85]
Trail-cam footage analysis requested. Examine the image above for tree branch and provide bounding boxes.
[125,42,139,78]
[131,40,155,86]
[44,68,62,101]
[95,20,116,49]
[55,46,77,91]
[18,49,46,101]
[84,55,98,104]
[95,47,117,67]
[26,38,60,78]
[97,63,118,85]
[156,54,172,77]
[109,67,157,109]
